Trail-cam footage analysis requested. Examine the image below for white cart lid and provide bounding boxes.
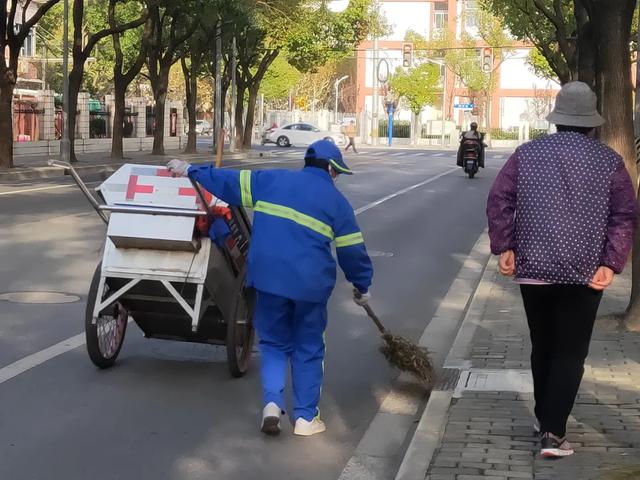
[97,163,215,210]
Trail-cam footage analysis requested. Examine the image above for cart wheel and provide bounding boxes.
[226,290,255,378]
[85,263,128,369]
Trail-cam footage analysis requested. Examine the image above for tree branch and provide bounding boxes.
[20,0,60,41]
[85,13,148,57]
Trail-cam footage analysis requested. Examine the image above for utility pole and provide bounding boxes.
[230,35,237,153]
[60,0,71,163]
[372,36,379,146]
[213,20,222,152]
[334,75,349,124]
[440,66,447,148]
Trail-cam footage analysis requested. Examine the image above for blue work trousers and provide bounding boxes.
[253,290,328,421]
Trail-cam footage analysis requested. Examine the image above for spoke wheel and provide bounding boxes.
[85,264,128,369]
[226,289,255,378]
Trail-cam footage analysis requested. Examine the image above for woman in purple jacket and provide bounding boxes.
[487,82,637,458]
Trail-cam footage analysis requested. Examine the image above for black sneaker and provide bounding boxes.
[540,432,574,458]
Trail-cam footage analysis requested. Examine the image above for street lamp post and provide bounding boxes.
[334,75,349,124]
[60,0,70,163]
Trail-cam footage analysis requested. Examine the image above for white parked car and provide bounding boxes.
[262,123,345,147]
[195,120,211,135]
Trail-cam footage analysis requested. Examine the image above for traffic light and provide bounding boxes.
[402,43,413,68]
[482,47,493,73]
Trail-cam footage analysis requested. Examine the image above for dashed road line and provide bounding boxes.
[0,167,458,386]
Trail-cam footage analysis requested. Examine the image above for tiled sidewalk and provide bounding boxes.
[426,264,640,480]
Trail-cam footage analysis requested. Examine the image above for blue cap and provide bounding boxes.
[304,139,353,175]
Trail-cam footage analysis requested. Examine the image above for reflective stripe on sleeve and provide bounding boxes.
[240,170,253,208]
[335,231,364,248]
[254,201,334,239]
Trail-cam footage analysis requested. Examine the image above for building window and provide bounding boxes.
[464,0,478,29]
[14,24,35,57]
[434,11,448,30]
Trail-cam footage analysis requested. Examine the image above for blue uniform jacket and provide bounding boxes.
[188,165,374,304]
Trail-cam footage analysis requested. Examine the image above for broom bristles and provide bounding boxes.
[379,332,435,386]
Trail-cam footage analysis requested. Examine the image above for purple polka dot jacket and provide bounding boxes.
[487,132,638,284]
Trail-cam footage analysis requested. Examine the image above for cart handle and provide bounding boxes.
[48,159,109,225]
[99,204,207,217]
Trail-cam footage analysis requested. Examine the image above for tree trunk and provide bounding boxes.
[243,86,259,149]
[235,85,246,149]
[574,0,596,88]
[182,58,198,154]
[589,0,640,328]
[0,78,15,169]
[411,111,418,146]
[151,64,171,156]
[111,82,126,159]
[67,65,84,163]
[592,2,636,178]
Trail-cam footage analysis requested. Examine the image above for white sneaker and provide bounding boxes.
[261,402,281,436]
[293,417,326,436]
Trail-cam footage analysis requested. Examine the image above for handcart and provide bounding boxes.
[51,160,255,377]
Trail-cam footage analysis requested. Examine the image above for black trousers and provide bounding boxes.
[345,137,357,153]
[520,285,603,437]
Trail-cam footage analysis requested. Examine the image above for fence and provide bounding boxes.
[146,106,156,136]
[13,103,44,142]
[89,110,110,138]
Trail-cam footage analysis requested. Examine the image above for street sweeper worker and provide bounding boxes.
[167,139,373,437]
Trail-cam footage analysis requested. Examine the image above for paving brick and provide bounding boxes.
[417,268,640,480]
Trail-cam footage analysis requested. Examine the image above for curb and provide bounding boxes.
[337,232,491,480]
[0,152,262,181]
[394,249,497,480]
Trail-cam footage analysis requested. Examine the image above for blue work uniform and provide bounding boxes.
[188,164,373,420]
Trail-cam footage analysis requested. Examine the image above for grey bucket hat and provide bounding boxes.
[546,81,604,128]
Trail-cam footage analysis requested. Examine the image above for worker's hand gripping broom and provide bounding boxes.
[355,290,435,387]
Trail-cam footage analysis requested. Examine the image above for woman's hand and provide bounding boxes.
[589,266,614,291]
[499,250,515,277]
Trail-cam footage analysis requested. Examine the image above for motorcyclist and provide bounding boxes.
[457,122,486,168]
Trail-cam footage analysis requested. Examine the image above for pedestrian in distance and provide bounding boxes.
[167,140,374,437]
[344,119,358,153]
[486,81,637,459]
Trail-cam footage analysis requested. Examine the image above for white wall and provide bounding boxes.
[500,49,561,90]
[364,49,403,88]
[380,1,431,40]
[500,97,529,129]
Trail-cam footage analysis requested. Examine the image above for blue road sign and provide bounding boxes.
[454,103,474,110]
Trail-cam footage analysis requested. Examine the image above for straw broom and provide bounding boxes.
[356,292,435,387]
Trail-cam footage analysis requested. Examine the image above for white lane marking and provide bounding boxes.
[0,167,456,385]
[0,181,102,196]
[432,153,445,157]
[355,167,458,215]
[0,333,85,384]
[0,158,298,197]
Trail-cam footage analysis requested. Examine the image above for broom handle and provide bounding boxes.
[362,304,387,335]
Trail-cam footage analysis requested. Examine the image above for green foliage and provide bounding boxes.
[286,0,387,73]
[481,0,575,83]
[260,56,301,103]
[85,1,147,95]
[389,63,440,115]
[527,48,556,81]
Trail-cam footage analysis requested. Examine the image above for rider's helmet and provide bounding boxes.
[470,122,478,131]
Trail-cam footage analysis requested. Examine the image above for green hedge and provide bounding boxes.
[489,128,519,140]
[530,129,548,140]
[379,120,411,138]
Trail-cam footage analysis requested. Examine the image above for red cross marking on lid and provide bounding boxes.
[126,175,154,200]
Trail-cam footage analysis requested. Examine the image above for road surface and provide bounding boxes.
[0,146,508,480]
